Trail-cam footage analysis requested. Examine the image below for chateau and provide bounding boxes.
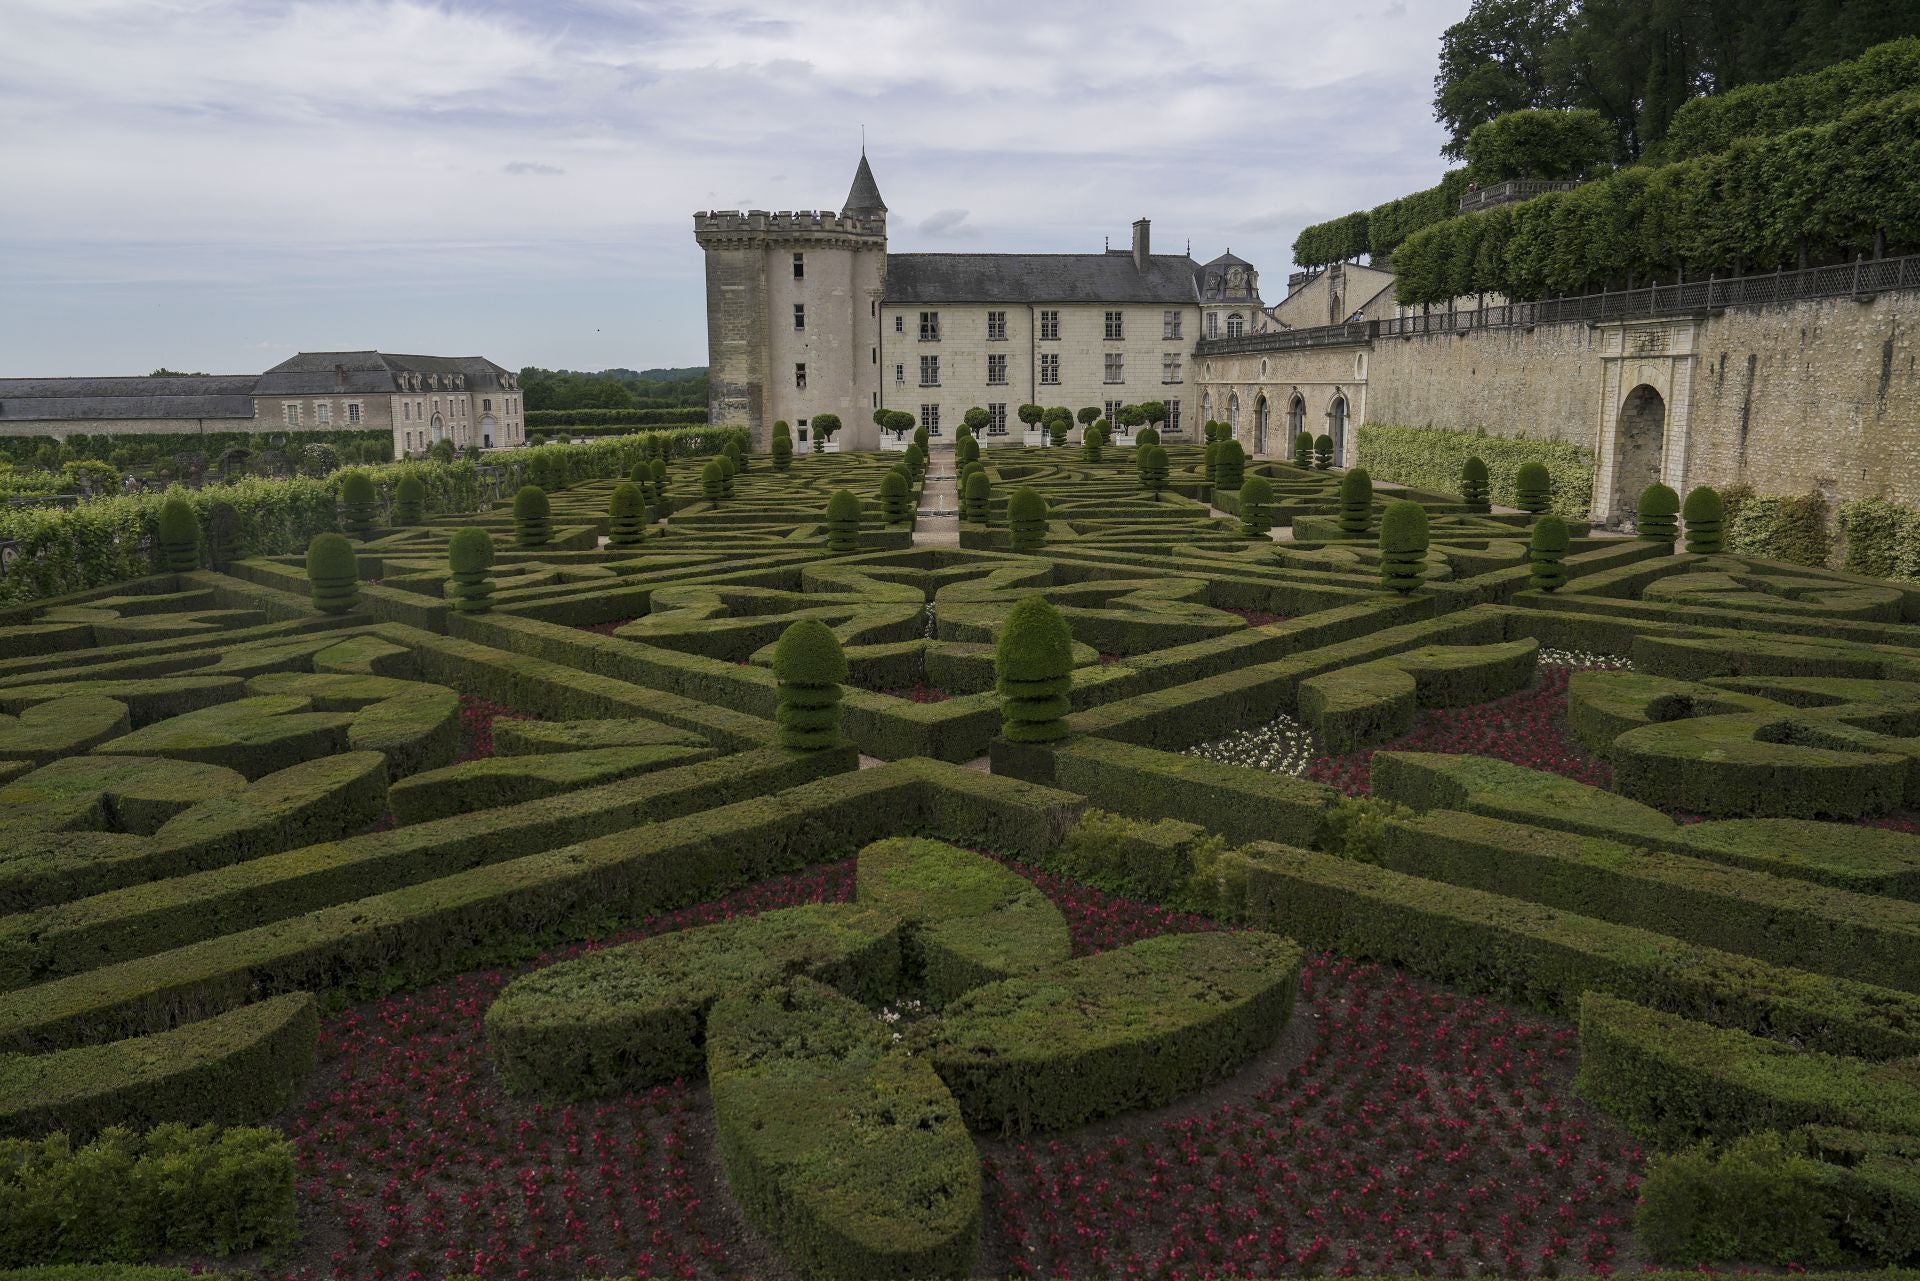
[695,153,1279,452]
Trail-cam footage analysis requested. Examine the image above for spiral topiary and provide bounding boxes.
[1338,467,1373,534]
[306,532,359,614]
[1515,461,1552,515]
[701,461,725,502]
[446,527,496,613]
[1293,430,1313,467]
[1683,485,1726,554]
[340,471,377,540]
[825,489,862,553]
[880,470,911,523]
[1313,433,1333,470]
[1081,425,1104,463]
[904,442,926,481]
[1214,439,1245,492]
[1007,487,1049,552]
[1047,414,1070,448]
[155,493,199,572]
[1239,476,1275,538]
[1529,515,1570,592]
[1136,444,1168,499]
[608,481,649,548]
[1461,456,1491,513]
[962,469,990,523]
[771,421,793,471]
[1637,482,1680,542]
[513,485,551,547]
[649,457,668,510]
[717,453,737,498]
[393,474,425,525]
[995,595,1074,744]
[773,619,848,751]
[1378,500,1429,594]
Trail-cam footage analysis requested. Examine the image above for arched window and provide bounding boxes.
[1227,314,1244,337]
[1253,395,1269,455]
[1287,394,1306,438]
[1327,395,1347,465]
[1200,393,1212,424]
[1227,393,1240,430]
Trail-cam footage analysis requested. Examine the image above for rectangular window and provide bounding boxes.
[987,354,1008,385]
[919,354,939,386]
[482,398,492,412]
[894,314,904,333]
[316,402,331,424]
[1104,310,1123,340]
[402,401,411,422]
[1105,399,1125,427]
[871,347,877,364]
[793,252,805,279]
[1104,352,1124,383]
[987,402,1008,435]
[894,363,905,384]
[284,403,299,426]
[1162,352,1183,383]
[1163,310,1183,340]
[347,403,361,424]
[920,403,941,434]
[1206,312,1220,338]
[987,310,1007,341]
[793,303,806,329]
[1039,353,1060,385]
[795,362,807,390]
[919,311,940,341]
[1038,310,1059,341]
[1167,400,1182,433]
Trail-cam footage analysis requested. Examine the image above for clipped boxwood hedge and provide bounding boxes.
[1356,423,1594,520]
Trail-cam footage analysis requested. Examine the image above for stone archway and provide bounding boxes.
[1610,384,1666,525]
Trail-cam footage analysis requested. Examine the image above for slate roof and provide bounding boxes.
[843,153,887,216]
[255,351,513,396]
[0,375,261,422]
[1204,250,1254,268]
[883,253,1202,305]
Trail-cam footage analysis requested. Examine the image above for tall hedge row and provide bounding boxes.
[1665,37,1920,161]
[1355,424,1595,520]
[1291,171,1470,270]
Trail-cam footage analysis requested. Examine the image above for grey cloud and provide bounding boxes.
[918,208,971,236]
[504,160,566,175]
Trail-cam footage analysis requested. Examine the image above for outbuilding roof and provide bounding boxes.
[883,252,1201,305]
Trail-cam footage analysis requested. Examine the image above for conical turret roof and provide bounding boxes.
[842,151,887,216]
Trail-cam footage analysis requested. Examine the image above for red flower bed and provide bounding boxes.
[456,695,527,763]
[254,856,1641,1280]
[1226,607,1288,627]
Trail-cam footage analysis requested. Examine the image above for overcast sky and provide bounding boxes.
[0,0,1463,377]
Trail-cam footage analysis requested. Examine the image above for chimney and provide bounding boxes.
[1132,218,1151,271]
[333,363,347,388]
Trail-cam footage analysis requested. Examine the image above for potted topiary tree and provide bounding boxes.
[1514,461,1552,515]
[306,532,359,614]
[1683,485,1725,553]
[1239,476,1274,538]
[1460,456,1491,512]
[608,481,648,548]
[1017,404,1045,443]
[514,485,551,547]
[1637,482,1679,542]
[825,489,862,552]
[1529,515,1570,591]
[1115,404,1146,443]
[1378,500,1429,593]
[1139,401,1167,436]
[1077,406,1100,439]
[340,471,377,540]
[811,413,841,454]
[1339,467,1373,534]
[155,493,199,571]
[995,595,1074,746]
[1313,433,1333,470]
[446,527,496,613]
[772,619,848,750]
[962,469,990,523]
[964,407,991,440]
[1007,487,1049,551]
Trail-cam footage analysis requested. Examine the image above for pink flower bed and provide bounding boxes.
[455,695,526,763]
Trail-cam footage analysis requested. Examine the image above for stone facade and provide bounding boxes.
[1195,343,1371,465]
[1271,262,1397,329]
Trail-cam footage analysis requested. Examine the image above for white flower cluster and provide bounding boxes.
[1537,647,1633,670]
[877,997,928,1043]
[923,602,937,640]
[1182,713,1319,776]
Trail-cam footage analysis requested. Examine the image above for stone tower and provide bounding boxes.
[694,153,888,450]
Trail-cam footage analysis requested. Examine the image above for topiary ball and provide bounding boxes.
[155,493,199,572]
[608,481,649,548]
[393,474,426,525]
[825,489,862,553]
[773,618,848,750]
[513,485,551,547]
[1339,467,1374,534]
[963,469,991,523]
[1378,500,1429,594]
[446,527,496,613]
[1514,461,1552,514]
[1007,487,1049,552]
[995,595,1074,744]
[1461,456,1491,513]
[1683,485,1725,554]
[1529,515,1570,592]
[340,471,377,540]
[1239,476,1275,538]
[306,532,360,615]
[1637,482,1680,542]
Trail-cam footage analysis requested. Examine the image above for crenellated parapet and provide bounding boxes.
[693,209,887,250]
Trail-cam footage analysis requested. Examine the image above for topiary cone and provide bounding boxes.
[608,481,649,548]
[825,489,862,553]
[962,469,990,523]
[1461,456,1491,513]
[513,485,551,547]
[446,527,496,613]
[1514,461,1552,515]
[773,618,848,750]
[1239,476,1274,538]
[340,471,377,540]
[1683,485,1725,554]
[155,493,199,572]
[1529,515,1570,591]
[1378,500,1429,594]
[716,454,736,498]
[306,532,360,615]
[1007,487,1049,552]
[1637,482,1680,542]
[995,595,1074,744]
[1214,439,1245,492]
[1339,467,1373,534]
[393,474,425,525]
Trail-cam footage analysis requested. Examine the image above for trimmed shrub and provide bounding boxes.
[338,471,376,540]
[961,470,990,523]
[1358,423,1594,519]
[1292,430,1313,467]
[723,437,747,474]
[1080,425,1104,463]
[770,421,792,470]
[392,474,425,525]
[1213,439,1245,492]
[1529,514,1570,591]
[606,481,648,548]
[716,452,736,497]
[904,442,926,481]
[1636,1130,1850,1266]
[1515,460,1552,514]
[1203,439,1218,483]
[304,533,358,615]
[445,527,496,615]
[1727,490,1830,566]
[700,460,724,502]
[995,595,1072,744]
[648,456,668,507]
[773,619,847,751]
[824,489,861,552]
[1338,467,1373,533]
[1006,487,1048,552]
[1238,476,1274,538]
[1460,455,1491,512]
[1840,496,1920,583]
[512,485,551,547]
[957,434,979,466]
[153,496,197,572]
[880,470,911,524]
[1313,432,1333,469]
[1378,500,1429,593]
[1047,415,1069,448]
[1684,485,1726,553]
[1138,444,1169,498]
[1639,482,1680,541]
[1135,425,1160,447]
[810,412,841,453]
